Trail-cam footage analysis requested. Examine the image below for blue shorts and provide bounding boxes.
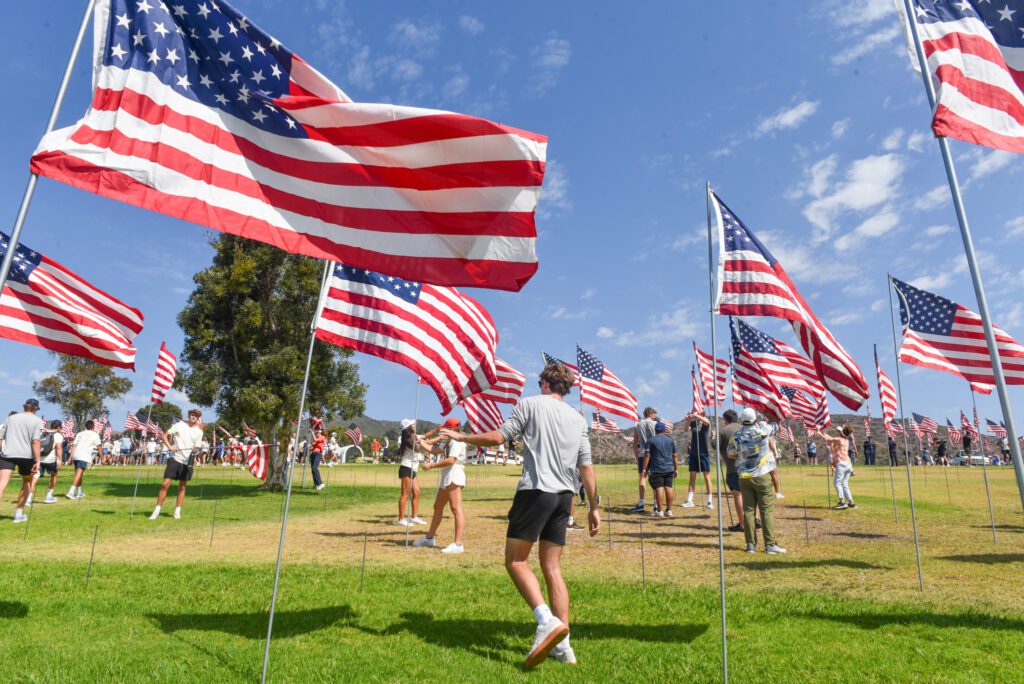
[726,472,740,492]
[39,462,58,476]
[73,460,89,471]
[688,454,711,473]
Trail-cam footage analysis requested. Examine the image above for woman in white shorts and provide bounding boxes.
[413,417,467,554]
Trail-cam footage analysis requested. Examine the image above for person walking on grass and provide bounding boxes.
[413,417,468,554]
[716,410,748,533]
[681,412,713,509]
[30,420,64,506]
[67,420,101,500]
[631,407,657,512]
[395,419,427,528]
[0,400,44,523]
[148,409,204,520]
[642,421,678,517]
[439,362,599,668]
[309,429,327,491]
[806,438,818,466]
[826,428,856,510]
[729,408,786,555]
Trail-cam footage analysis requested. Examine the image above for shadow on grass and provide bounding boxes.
[972,525,1024,532]
[147,605,355,639]
[831,531,888,539]
[733,559,889,571]
[936,553,1024,565]
[316,531,400,539]
[0,601,28,618]
[801,608,1024,632]
[355,612,708,664]
[98,481,263,501]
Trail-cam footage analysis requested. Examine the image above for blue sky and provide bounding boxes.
[1,0,1022,432]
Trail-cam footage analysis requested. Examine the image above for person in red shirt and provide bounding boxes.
[310,429,327,491]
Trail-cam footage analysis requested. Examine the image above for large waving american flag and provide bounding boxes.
[874,346,899,431]
[124,411,144,431]
[151,342,177,404]
[912,412,939,435]
[779,386,824,431]
[730,320,789,421]
[0,231,142,369]
[690,367,705,415]
[315,264,497,414]
[892,277,1024,394]
[986,419,1009,439]
[61,417,76,441]
[946,419,963,445]
[245,443,268,480]
[906,0,1024,153]
[462,395,504,433]
[459,357,524,433]
[711,190,868,410]
[345,424,362,446]
[734,319,824,398]
[694,342,728,406]
[576,346,638,423]
[30,0,546,292]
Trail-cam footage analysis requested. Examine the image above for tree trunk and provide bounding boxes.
[264,425,286,492]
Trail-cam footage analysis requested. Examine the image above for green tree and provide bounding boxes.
[135,402,183,431]
[32,354,133,426]
[177,235,366,490]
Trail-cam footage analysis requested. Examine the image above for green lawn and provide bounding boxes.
[1,463,1023,682]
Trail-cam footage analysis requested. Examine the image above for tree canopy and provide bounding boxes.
[177,235,366,489]
[135,402,183,430]
[32,354,133,426]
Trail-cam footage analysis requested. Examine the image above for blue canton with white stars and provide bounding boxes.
[542,352,571,368]
[105,0,306,137]
[334,264,422,305]
[915,0,1024,48]
[0,232,41,286]
[714,193,778,266]
[892,277,959,335]
[778,386,798,401]
[736,319,782,356]
[576,347,606,382]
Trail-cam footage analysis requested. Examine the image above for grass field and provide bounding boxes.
[1,461,1023,682]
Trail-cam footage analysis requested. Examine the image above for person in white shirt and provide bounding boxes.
[149,409,205,520]
[31,420,64,505]
[66,420,102,500]
[413,417,469,554]
[394,419,427,528]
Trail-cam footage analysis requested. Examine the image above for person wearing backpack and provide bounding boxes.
[28,420,63,505]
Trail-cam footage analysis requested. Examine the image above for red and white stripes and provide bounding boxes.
[151,342,178,405]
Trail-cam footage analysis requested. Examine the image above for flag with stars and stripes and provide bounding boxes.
[124,411,144,431]
[730,320,790,421]
[864,407,872,439]
[473,358,526,405]
[912,412,939,435]
[540,351,580,386]
[711,190,869,410]
[734,318,824,398]
[345,424,362,446]
[691,366,705,415]
[946,419,963,445]
[874,346,900,433]
[151,341,177,404]
[462,395,503,433]
[61,416,76,441]
[314,264,497,415]
[905,0,1024,153]
[591,412,621,434]
[892,277,1024,394]
[30,0,547,292]
[576,346,638,423]
[693,342,728,406]
[778,423,793,443]
[0,231,142,369]
[986,418,1009,439]
[962,410,979,438]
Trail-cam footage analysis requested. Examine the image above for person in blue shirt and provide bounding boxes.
[641,421,679,517]
[806,439,818,466]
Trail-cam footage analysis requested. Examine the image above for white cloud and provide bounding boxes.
[442,70,469,99]
[458,15,484,35]
[829,310,867,326]
[389,19,442,57]
[634,370,672,398]
[391,58,423,81]
[925,224,953,237]
[910,272,953,290]
[1006,216,1024,237]
[802,153,905,240]
[526,35,571,97]
[596,326,615,339]
[913,185,949,211]
[881,128,903,151]
[537,159,572,218]
[831,24,900,65]
[827,0,896,28]
[580,288,597,300]
[754,100,820,137]
[547,306,591,321]
[757,229,859,283]
[832,118,851,139]
[999,302,1024,329]
[968,149,1015,182]
[834,209,900,250]
[598,305,702,348]
[671,227,705,251]
[843,281,875,297]
[906,131,931,153]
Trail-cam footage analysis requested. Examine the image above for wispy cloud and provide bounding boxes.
[537,160,572,218]
[801,153,905,241]
[547,305,593,321]
[389,19,442,57]
[831,24,900,65]
[525,35,570,97]
[457,15,484,35]
[913,185,949,211]
[834,209,901,250]
[595,305,702,348]
[754,100,820,138]
[910,272,953,290]
[832,118,851,139]
[967,149,1015,183]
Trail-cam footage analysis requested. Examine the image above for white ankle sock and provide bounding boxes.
[533,604,553,626]
[174,507,181,515]
[46,489,53,497]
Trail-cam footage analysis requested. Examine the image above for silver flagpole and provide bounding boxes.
[900,0,1024,510]
[261,259,333,684]
[706,182,728,684]
[969,390,997,544]
[0,0,97,288]
[887,275,925,592]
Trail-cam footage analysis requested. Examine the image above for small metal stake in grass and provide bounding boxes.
[323,486,329,511]
[86,525,99,589]
[130,464,143,518]
[210,498,218,547]
[607,499,612,550]
[803,500,809,546]
[943,466,952,505]
[359,530,368,592]
[22,499,34,540]
[639,518,646,591]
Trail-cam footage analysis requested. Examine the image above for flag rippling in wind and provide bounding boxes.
[691,367,705,415]
[541,351,580,386]
[892,277,1024,394]
[576,346,638,423]
[734,319,823,397]
[30,0,547,291]
[962,410,979,438]
[694,342,728,406]
[0,231,142,369]
[345,424,362,446]
[591,412,620,434]
[946,419,963,445]
[905,0,1024,153]
[124,411,144,431]
[874,346,899,432]
[246,443,268,480]
[987,418,1008,439]
[151,342,177,404]
[912,412,939,435]
[462,395,503,433]
[459,357,524,433]
[864,407,872,439]
[61,417,75,441]
[711,191,869,410]
[730,321,789,421]
[315,264,497,415]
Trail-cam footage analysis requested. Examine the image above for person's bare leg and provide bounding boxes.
[703,471,712,500]
[666,486,675,511]
[154,478,173,506]
[71,469,85,488]
[687,472,697,499]
[637,473,645,505]
[426,488,449,538]
[175,482,187,507]
[538,541,568,624]
[398,476,411,521]
[732,490,744,529]
[505,537,544,607]
[447,485,464,544]
[411,478,421,518]
[0,469,11,503]
[770,469,780,494]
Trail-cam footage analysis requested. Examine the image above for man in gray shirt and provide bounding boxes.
[441,362,599,669]
[631,406,658,512]
[0,399,44,523]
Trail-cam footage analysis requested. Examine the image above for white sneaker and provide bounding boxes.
[664,509,673,517]
[396,518,412,527]
[525,617,569,669]
[766,544,787,555]
[707,501,714,510]
[315,483,326,491]
[681,500,695,508]
[441,542,464,554]
[411,516,427,525]
[412,536,436,548]
[12,512,28,524]
[173,510,181,520]
[75,492,85,499]
[551,645,577,664]
[65,492,76,500]
[651,509,663,517]
[44,496,58,504]
[775,492,784,499]
[745,543,757,553]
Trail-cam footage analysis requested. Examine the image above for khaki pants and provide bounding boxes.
[740,473,776,549]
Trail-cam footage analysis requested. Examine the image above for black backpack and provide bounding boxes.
[39,430,55,456]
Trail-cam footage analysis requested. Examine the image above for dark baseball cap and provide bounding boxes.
[24,398,40,410]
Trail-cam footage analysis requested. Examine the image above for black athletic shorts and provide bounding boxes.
[648,472,674,489]
[688,453,711,473]
[163,460,193,482]
[0,457,35,476]
[507,489,573,546]
[726,472,740,492]
[398,465,417,480]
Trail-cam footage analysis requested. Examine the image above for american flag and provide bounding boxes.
[778,423,794,443]
[462,395,503,433]
[947,419,963,445]
[661,419,675,433]
[30,0,547,292]
[61,416,75,441]
[242,422,257,438]
[591,412,621,434]
[694,342,728,406]
[691,366,705,415]
[147,419,163,437]
[734,319,823,397]
[912,412,939,435]
[474,357,526,404]
[151,341,177,404]
[315,264,497,414]
[779,386,826,431]
[887,421,906,437]
[245,442,268,480]
[102,424,113,442]
[309,416,324,432]
[124,411,144,431]
[874,346,900,432]
[892,277,1024,394]
[345,424,362,446]
[962,409,979,438]
[730,320,789,421]
[93,416,108,434]
[541,351,580,386]
[906,0,1024,153]
[576,346,638,423]
[711,191,868,410]
[987,419,1009,439]
[864,407,872,439]
[0,231,142,369]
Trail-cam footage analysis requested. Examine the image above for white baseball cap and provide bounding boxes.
[739,408,757,424]
[400,418,415,430]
